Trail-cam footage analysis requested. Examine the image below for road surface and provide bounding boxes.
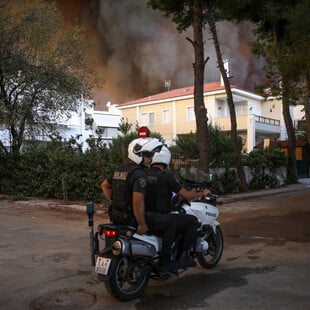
[0,189,309,309]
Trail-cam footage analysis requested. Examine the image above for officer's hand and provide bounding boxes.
[202,189,211,196]
[137,223,148,235]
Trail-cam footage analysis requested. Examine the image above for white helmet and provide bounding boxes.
[128,138,163,164]
[151,145,171,167]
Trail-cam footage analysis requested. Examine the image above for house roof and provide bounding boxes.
[117,81,234,107]
[254,140,308,149]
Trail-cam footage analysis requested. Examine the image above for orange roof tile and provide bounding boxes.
[118,81,231,107]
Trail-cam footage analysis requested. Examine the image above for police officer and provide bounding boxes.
[145,145,210,269]
[101,137,163,235]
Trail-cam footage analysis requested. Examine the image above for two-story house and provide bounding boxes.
[117,81,289,153]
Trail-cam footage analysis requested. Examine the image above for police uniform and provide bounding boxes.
[146,166,199,254]
[107,161,147,226]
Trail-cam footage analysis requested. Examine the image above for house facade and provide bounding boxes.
[117,81,294,153]
[2,85,304,154]
[74,101,121,151]
[0,100,121,152]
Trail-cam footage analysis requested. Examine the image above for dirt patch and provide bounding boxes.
[30,288,96,310]
[222,210,310,245]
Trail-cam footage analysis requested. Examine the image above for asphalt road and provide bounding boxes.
[0,188,309,310]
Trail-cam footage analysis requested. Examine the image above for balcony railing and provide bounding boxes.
[255,115,280,126]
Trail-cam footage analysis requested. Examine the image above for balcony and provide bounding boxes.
[255,115,281,133]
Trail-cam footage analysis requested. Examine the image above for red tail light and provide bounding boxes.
[104,229,117,238]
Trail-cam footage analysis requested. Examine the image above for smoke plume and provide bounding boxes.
[55,0,264,110]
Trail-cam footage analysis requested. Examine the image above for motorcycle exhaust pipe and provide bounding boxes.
[112,238,157,257]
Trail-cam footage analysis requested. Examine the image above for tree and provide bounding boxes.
[206,8,248,191]
[0,0,101,155]
[148,0,249,190]
[250,0,309,183]
[147,0,210,172]
[118,117,133,135]
[287,2,310,144]
[172,124,240,165]
[221,0,309,183]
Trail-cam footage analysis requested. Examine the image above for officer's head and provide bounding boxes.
[151,145,171,169]
[128,138,163,165]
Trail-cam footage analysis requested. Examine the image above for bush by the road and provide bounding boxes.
[0,136,289,202]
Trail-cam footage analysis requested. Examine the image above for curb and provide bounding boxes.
[219,182,310,204]
[1,182,309,211]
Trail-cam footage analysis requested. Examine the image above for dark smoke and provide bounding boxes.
[54,0,264,109]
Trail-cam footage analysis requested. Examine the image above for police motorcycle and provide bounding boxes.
[87,167,223,302]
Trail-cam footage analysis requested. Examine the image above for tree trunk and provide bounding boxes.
[191,0,209,172]
[207,12,248,192]
[303,73,310,144]
[282,80,298,183]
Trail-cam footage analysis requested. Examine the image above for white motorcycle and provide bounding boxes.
[87,170,223,301]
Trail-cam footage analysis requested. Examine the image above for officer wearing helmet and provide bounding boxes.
[101,137,162,235]
[145,145,210,269]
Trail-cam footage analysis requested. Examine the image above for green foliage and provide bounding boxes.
[0,115,289,200]
[173,132,199,158]
[217,0,309,182]
[118,117,133,135]
[147,0,195,32]
[210,169,240,194]
[0,122,165,202]
[243,148,288,189]
[0,140,107,202]
[295,121,308,141]
[0,138,289,200]
[0,0,101,155]
[172,125,241,166]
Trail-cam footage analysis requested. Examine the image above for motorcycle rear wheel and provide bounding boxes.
[104,256,151,301]
[197,225,223,269]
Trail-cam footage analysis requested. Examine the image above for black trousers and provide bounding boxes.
[173,213,200,253]
[146,212,199,254]
[145,211,176,252]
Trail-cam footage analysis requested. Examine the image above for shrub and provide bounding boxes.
[0,130,164,202]
[243,148,288,189]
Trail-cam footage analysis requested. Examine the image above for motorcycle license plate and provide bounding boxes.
[95,257,111,275]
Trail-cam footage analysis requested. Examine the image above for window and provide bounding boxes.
[235,102,247,115]
[149,112,155,125]
[97,127,118,137]
[217,101,225,117]
[141,112,155,126]
[141,113,148,126]
[186,106,195,122]
[162,109,170,124]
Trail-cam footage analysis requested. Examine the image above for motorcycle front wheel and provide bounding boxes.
[104,256,151,301]
[197,225,223,269]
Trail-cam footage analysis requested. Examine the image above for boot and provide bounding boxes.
[158,253,179,273]
[178,251,197,269]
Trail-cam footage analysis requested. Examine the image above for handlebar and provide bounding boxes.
[198,193,218,206]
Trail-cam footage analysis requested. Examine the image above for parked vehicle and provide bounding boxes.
[87,171,223,301]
